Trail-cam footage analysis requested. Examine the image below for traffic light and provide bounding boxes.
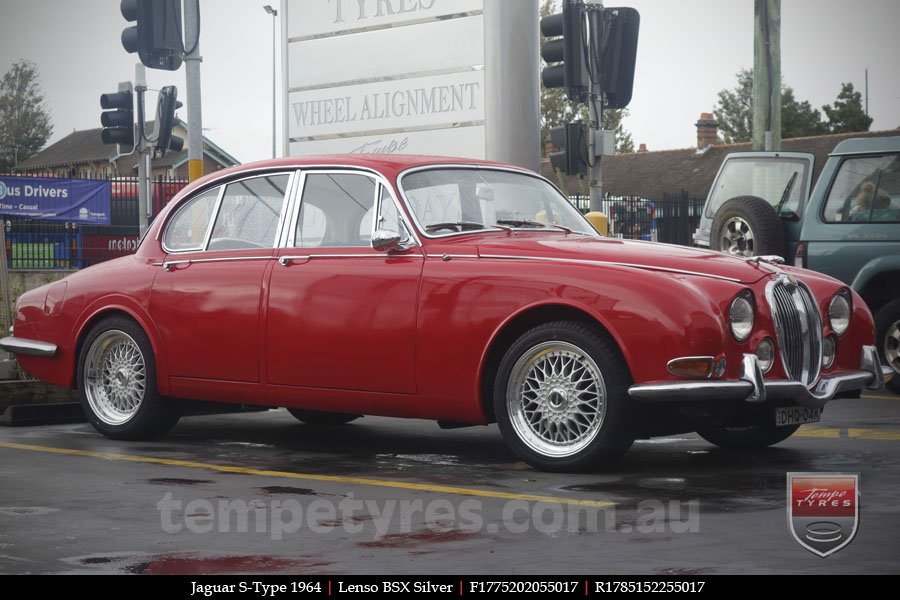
[548,122,588,177]
[154,86,184,157]
[541,0,589,103]
[597,7,640,109]
[100,82,135,154]
[121,0,184,71]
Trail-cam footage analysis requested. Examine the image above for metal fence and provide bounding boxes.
[2,176,187,270]
[571,191,706,246]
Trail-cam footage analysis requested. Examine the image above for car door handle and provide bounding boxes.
[278,255,310,267]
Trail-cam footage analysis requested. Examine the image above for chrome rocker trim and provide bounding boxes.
[0,336,58,357]
[629,346,889,409]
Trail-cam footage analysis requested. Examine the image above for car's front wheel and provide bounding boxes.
[286,409,361,426]
[875,299,900,395]
[697,423,799,449]
[77,316,179,440]
[494,321,634,472]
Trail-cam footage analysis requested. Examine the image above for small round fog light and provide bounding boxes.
[823,335,836,369]
[756,338,775,373]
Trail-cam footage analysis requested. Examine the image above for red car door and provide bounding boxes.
[149,173,291,384]
[266,171,422,394]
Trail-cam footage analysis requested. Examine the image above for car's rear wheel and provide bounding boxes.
[494,321,634,472]
[77,316,179,440]
[697,423,799,449]
[875,299,900,395]
[710,196,785,258]
[286,409,361,426]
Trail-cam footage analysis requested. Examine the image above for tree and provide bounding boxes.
[0,60,53,171]
[714,68,830,143]
[539,0,634,155]
[823,82,872,134]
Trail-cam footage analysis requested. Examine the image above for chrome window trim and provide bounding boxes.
[286,168,421,250]
[161,184,225,254]
[395,164,600,240]
[158,256,275,271]
[162,171,295,255]
[478,253,743,283]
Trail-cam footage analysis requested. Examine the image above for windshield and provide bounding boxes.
[705,157,810,218]
[399,168,598,237]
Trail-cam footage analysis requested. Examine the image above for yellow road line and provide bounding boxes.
[795,426,900,441]
[861,394,900,401]
[0,441,614,508]
[794,426,840,438]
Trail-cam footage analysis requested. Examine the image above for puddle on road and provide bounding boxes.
[142,478,214,487]
[67,553,332,575]
[561,473,786,513]
[358,528,478,549]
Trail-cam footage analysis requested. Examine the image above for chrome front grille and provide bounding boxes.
[766,276,823,387]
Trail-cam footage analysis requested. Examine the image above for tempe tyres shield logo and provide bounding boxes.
[788,473,859,557]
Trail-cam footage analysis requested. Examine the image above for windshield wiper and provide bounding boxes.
[425,221,513,233]
[496,219,574,234]
[773,171,799,216]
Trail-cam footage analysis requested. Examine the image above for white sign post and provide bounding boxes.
[282,0,539,171]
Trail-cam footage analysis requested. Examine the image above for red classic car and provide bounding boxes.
[1,155,891,471]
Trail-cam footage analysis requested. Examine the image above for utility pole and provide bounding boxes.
[586,0,604,212]
[752,0,781,151]
[134,64,151,237]
[184,0,204,182]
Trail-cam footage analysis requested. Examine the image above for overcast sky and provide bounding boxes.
[1,0,898,164]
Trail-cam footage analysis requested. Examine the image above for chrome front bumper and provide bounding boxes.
[0,335,58,357]
[629,346,891,409]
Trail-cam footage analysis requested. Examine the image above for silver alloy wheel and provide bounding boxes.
[721,216,755,256]
[885,319,900,376]
[506,341,606,458]
[84,330,147,426]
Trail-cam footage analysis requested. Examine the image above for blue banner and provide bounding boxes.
[0,176,111,224]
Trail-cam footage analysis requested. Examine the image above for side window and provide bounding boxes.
[823,155,900,223]
[295,173,377,248]
[376,185,410,242]
[163,187,220,252]
[208,174,289,250]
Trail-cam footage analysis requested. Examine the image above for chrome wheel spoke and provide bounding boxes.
[507,341,607,458]
[84,330,146,426]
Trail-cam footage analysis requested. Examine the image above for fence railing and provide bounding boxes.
[2,175,187,270]
[571,191,705,247]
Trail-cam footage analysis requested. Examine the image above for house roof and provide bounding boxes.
[542,129,900,200]
[13,119,240,172]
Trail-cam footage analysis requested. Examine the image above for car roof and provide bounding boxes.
[831,135,900,155]
[189,154,526,189]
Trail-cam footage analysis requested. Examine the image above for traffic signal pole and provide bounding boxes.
[135,64,151,237]
[183,0,204,182]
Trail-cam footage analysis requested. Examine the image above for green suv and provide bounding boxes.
[694,135,900,393]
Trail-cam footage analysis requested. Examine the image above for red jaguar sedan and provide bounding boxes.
[1,155,890,471]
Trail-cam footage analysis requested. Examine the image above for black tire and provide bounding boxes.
[77,316,179,440]
[493,321,634,472]
[697,423,799,449]
[874,299,900,395]
[286,408,361,426]
[710,196,785,258]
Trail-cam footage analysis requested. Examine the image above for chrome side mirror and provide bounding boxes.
[371,229,403,252]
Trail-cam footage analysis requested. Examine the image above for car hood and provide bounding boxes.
[476,236,771,284]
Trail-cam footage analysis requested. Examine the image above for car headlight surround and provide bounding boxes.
[828,290,852,337]
[728,290,755,342]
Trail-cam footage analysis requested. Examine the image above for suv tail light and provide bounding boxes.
[794,242,806,268]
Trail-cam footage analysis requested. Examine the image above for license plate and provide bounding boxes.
[775,406,822,427]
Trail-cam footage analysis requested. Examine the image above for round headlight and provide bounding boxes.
[756,338,775,373]
[823,335,836,369]
[828,292,852,337]
[729,291,755,342]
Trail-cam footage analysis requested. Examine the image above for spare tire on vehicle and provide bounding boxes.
[710,196,785,258]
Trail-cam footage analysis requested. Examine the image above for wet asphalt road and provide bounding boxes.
[0,392,898,575]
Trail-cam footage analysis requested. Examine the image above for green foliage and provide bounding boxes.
[0,60,53,170]
[823,83,873,134]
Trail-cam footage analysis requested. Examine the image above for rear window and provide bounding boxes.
[822,155,900,223]
[706,157,810,218]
